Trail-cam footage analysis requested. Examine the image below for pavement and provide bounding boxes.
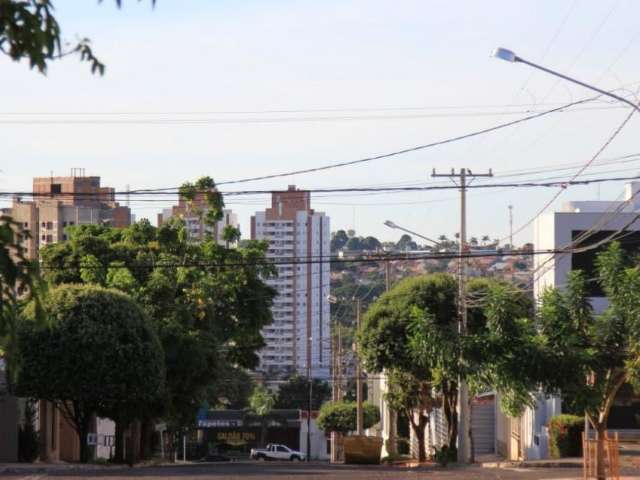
[0,461,639,480]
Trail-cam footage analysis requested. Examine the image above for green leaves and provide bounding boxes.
[14,284,165,445]
[274,375,331,410]
[536,241,638,424]
[248,384,275,417]
[0,0,154,75]
[38,214,275,428]
[316,401,380,434]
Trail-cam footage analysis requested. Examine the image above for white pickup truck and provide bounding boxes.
[250,443,305,461]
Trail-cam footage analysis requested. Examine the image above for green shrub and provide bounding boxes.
[548,414,583,458]
[316,401,380,434]
[432,444,456,467]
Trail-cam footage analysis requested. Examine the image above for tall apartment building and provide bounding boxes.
[157,192,239,245]
[7,170,131,259]
[251,186,330,382]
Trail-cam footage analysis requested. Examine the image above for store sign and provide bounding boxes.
[197,419,241,428]
[216,431,256,446]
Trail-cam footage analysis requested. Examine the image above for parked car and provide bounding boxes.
[250,443,305,461]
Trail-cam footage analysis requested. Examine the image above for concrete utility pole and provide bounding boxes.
[307,337,313,462]
[330,325,339,462]
[383,257,398,454]
[385,259,391,292]
[355,297,364,435]
[508,205,514,249]
[431,168,493,464]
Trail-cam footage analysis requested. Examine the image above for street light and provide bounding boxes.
[383,220,442,247]
[491,47,640,113]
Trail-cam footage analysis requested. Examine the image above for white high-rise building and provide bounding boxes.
[251,186,330,382]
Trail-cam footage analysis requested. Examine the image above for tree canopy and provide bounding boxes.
[274,375,331,410]
[0,216,42,384]
[38,178,276,430]
[14,284,165,462]
[536,242,640,478]
[358,273,536,460]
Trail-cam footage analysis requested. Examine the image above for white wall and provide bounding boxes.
[299,418,330,460]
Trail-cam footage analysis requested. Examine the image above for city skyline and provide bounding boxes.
[1,0,639,244]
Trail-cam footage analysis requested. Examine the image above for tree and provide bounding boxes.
[247,385,276,447]
[14,284,165,463]
[359,274,536,461]
[316,401,380,435]
[38,178,276,444]
[383,370,438,462]
[274,375,331,410]
[361,236,382,251]
[331,230,349,252]
[396,234,417,251]
[207,363,254,410]
[481,235,490,245]
[0,0,154,75]
[359,274,457,461]
[537,242,640,479]
[0,216,42,385]
[346,237,363,251]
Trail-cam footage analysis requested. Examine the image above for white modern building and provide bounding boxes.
[495,181,640,461]
[534,181,640,313]
[251,186,330,382]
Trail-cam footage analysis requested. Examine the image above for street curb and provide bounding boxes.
[480,460,582,469]
[0,464,129,475]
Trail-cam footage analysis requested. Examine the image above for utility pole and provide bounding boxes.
[431,168,493,464]
[508,205,514,249]
[384,257,397,454]
[307,336,312,462]
[355,297,364,435]
[385,258,391,292]
[330,325,339,462]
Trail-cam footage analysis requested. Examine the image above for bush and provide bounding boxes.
[316,401,380,434]
[432,444,456,466]
[548,414,583,458]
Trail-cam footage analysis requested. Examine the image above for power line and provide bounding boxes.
[500,104,638,244]
[7,172,640,202]
[0,105,627,125]
[131,94,605,190]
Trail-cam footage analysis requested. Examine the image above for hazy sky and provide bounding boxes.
[2,0,639,244]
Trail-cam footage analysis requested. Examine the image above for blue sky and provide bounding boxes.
[1,0,639,244]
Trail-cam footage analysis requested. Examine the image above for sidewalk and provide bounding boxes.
[0,462,129,475]
[477,454,582,469]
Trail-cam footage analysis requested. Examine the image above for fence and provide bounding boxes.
[582,431,620,480]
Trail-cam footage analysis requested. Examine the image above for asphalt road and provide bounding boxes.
[0,462,623,480]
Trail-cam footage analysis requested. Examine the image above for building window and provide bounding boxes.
[50,184,62,194]
[62,221,67,227]
[23,222,28,228]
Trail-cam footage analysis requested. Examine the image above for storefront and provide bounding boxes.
[195,409,301,458]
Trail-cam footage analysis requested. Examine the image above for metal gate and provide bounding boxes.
[472,401,495,455]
